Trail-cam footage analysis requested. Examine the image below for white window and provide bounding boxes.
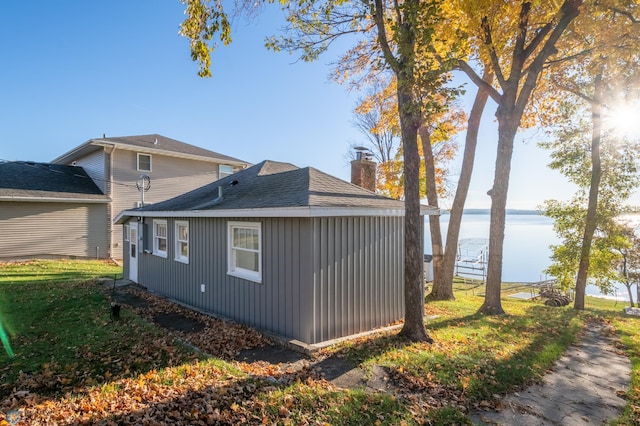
[219,164,234,179]
[124,224,130,242]
[227,221,262,283]
[153,219,167,257]
[137,153,152,172]
[175,221,189,263]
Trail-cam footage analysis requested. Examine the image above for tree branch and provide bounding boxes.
[481,16,506,87]
[374,0,400,72]
[456,60,501,103]
[515,0,583,114]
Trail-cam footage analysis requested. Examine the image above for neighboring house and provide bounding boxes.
[52,134,250,259]
[115,160,439,345]
[0,161,110,259]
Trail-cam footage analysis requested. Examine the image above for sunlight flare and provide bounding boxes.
[606,101,640,140]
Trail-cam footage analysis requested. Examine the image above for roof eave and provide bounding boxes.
[50,139,99,164]
[93,141,250,167]
[114,205,440,224]
[0,196,110,203]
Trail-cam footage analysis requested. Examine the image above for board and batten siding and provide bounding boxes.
[309,216,404,343]
[110,149,227,259]
[131,217,314,343]
[0,202,109,259]
[124,214,407,345]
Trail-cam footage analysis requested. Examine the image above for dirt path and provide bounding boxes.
[469,323,631,425]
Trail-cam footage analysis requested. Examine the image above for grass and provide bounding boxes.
[0,260,638,425]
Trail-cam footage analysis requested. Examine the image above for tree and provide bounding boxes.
[540,2,640,309]
[541,100,640,302]
[618,225,640,308]
[350,82,400,198]
[351,79,461,201]
[179,0,465,342]
[450,0,583,314]
[428,68,493,301]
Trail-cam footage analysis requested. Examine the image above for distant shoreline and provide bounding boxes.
[440,209,543,216]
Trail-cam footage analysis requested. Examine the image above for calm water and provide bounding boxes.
[424,212,630,299]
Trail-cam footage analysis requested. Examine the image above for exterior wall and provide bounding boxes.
[126,217,314,342]
[0,201,109,259]
[309,216,405,343]
[74,150,106,193]
[122,214,407,345]
[110,149,228,259]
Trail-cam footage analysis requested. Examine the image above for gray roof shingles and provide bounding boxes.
[100,134,248,164]
[134,160,408,213]
[0,161,108,200]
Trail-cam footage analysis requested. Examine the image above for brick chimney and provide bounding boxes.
[351,148,376,192]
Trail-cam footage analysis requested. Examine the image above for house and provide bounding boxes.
[0,161,110,259]
[115,160,439,345]
[52,134,250,259]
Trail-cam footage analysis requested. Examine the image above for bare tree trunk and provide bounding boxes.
[625,283,635,307]
[478,106,519,315]
[419,125,444,297]
[574,73,603,310]
[398,87,433,343]
[434,70,493,301]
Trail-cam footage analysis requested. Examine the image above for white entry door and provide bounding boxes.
[129,222,139,283]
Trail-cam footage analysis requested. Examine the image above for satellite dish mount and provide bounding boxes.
[136,174,151,207]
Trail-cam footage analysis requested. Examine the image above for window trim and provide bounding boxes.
[124,224,130,242]
[137,153,152,172]
[174,220,189,264]
[152,219,168,258]
[219,164,234,179]
[227,221,262,283]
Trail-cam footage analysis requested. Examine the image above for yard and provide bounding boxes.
[0,260,638,425]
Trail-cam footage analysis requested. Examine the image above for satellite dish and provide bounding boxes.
[136,174,151,207]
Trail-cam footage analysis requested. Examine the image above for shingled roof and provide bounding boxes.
[52,134,249,166]
[0,161,109,201]
[115,160,438,222]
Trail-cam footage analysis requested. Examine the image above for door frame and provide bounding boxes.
[129,221,139,283]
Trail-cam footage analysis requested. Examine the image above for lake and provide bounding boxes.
[424,211,632,300]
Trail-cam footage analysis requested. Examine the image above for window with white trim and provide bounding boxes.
[175,221,189,263]
[227,221,262,283]
[219,164,234,179]
[153,219,167,257]
[137,153,152,172]
[124,224,130,242]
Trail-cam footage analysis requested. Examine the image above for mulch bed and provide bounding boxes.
[111,285,272,360]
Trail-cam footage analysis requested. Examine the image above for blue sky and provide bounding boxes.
[0,1,583,209]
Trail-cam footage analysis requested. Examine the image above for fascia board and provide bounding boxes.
[114,205,440,224]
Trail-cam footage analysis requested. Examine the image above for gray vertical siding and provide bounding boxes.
[128,214,405,345]
[309,216,404,344]
[0,201,109,259]
[134,217,314,342]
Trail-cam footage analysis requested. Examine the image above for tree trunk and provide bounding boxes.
[434,70,493,301]
[625,283,635,308]
[574,74,603,310]
[478,106,519,315]
[397,86,433,343]
[419,125,445,298]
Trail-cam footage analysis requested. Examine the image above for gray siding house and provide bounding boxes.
[0,161,110,259]
[52,134,249,259]
[115,160,438,345]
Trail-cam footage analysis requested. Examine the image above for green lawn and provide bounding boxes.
[0,260,638,425]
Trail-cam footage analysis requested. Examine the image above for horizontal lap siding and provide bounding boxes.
[110,150,223,259]
[310,216,404,344]
[0,202,109,259]
[137,217,313,342]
